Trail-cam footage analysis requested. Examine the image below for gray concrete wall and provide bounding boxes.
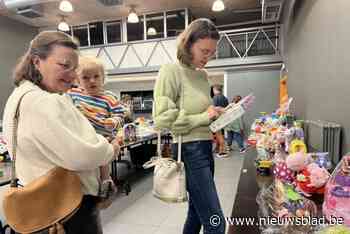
[0,16,37,117]
[284,0,350,154]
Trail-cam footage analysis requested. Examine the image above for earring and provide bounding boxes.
[30,66,43,85]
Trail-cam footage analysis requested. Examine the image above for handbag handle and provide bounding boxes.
[10,91,33,187]
[156,131,182,163]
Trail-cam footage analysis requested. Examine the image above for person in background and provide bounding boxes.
[211,84,229,158]
[3,31,120,234]
[153,18,225,234]
[225,95,246,153]
[68,56,130,200]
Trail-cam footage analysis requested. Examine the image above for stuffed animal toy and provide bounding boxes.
[286,151,312,172]
[273,162,295,183]
[293,121,305,140]
[296,163,330,196]
[310,152,332,170]
[289,139,307,154]
[308,163,331,188]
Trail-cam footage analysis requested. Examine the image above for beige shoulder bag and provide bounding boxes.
[143,132,187,203]
[3,91,83,234]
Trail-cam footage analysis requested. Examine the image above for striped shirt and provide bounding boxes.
[68,88,127,139]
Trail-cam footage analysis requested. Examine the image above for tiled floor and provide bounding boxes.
[101,151,245,234]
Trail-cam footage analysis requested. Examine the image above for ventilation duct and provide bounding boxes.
[261,0,283,23]
[0,0,57,9]
[97,0,123,6]
[17,5,43,18]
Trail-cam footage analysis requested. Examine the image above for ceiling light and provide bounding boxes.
[212,0,225,12]
[58,18,70,31]
[59,0,74,13]
[127,8,139,23]
[147,27,157,36]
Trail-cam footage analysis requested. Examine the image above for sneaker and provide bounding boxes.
[216,152,229,158]
[225,145,233,152]
[239,148,246,154]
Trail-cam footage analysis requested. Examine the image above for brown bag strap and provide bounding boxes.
[10,90,34,187]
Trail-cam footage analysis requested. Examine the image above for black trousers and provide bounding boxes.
[64,195,102,234]
[16,195,103,234]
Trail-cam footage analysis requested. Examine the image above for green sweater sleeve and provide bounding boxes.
[153,64,180,130]
[153,64,210,134]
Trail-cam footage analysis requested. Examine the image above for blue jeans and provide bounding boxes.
[227,131,244,149]
[172,140,226,234]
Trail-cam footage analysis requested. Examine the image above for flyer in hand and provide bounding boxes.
[209,93,255,133]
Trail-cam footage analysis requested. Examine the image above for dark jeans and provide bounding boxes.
[173,140,226,234]
[22,195,102,234]
[226,131,244,149]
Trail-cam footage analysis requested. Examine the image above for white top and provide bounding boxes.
[2,81,114,195]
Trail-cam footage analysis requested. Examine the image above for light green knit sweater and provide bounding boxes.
[153,62,213,143]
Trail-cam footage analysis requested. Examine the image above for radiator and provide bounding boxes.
[304,120,342,165]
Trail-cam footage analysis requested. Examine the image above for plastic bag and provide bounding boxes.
[323,155,350,227]
[257,180,318,234]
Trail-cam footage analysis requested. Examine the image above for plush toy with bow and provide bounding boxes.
[296,163,330,196]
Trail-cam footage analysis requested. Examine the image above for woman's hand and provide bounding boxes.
[207,105,221,120]
[110,138,121,158]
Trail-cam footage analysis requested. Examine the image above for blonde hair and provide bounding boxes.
[13,31,78,86]
[76,56,105,81]
[177,18,220,66]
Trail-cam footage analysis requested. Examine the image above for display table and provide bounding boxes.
[228,149,325,234]
[228,148,263,234]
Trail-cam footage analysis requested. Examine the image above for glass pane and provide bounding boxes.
[146,13,164,40]
[127,17,144,42]
[73,25,88,47]
[89,22,104,46]
[166,10,185,37]
[106,20,122,43]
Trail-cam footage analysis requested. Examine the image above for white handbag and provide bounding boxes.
[143,133,188,203]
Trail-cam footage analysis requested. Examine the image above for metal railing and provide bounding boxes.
[216,24,280,59]
[80,24,281,71]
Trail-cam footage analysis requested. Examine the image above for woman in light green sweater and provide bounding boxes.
[153,18,225,234]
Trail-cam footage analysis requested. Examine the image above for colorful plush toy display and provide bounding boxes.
[323,155,350,227]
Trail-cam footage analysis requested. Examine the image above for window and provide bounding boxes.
[146,13,164,40]
[106,20,122,44]
[72,24,88,47]
[127,16,144,42]
[166,10,185,37]
[89,22,104,46]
